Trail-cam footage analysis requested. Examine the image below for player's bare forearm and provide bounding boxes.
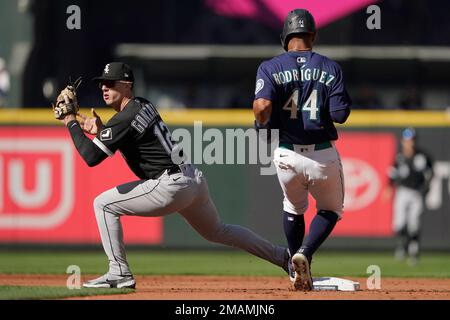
[253,98,272,125]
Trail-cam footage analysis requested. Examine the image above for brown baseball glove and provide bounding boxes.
[52,77,82,120]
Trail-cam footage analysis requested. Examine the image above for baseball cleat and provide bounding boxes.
[292,253,313,291]
[282,249,296,282]
[287,257,296,283]
[83,274,136,289]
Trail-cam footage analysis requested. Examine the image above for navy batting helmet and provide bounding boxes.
[280,9,316,51]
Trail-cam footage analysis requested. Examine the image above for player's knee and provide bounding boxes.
[317,209,340,222]
[283,202,307,216]
[93,195,119,219]
[93,193,107,212]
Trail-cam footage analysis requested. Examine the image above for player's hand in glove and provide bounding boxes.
[77,108,104,135]
[52,77,82,122]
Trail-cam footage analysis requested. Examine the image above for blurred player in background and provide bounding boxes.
[0,58,10,107]
[253,9,351,290]
[387,128,433,265]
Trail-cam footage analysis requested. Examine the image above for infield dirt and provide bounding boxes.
[0,274,449,300]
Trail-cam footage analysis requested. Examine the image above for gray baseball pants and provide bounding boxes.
[93,164,287,277]
[393,186,423,235]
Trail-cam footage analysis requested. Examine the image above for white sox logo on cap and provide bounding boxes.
[104,64,110,74]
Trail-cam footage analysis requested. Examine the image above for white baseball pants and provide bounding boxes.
[273,142,345,218]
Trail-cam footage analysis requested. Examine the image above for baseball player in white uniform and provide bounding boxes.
[253,9,352,291]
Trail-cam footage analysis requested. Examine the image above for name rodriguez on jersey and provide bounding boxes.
[270,67,336,86]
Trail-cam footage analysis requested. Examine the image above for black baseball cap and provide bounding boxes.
[92,62,134,83]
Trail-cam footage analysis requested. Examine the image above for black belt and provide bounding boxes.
[280,141,332,151]
[154,165,181,179]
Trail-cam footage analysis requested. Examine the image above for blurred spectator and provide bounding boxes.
[398,87,423,110]
[0,57,10,107]
[352,85,383,109]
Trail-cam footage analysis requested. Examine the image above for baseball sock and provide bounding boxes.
[298,210,339,262]
[396,228,409,256]
[407,233,420,259]
[283,211,305,257]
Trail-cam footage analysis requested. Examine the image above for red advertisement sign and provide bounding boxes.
[0,127,162,244]
[1,127,396,243]
[304,132,397,237]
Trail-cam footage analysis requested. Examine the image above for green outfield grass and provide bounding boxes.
[0,250,449,278]
[0,286,133,300]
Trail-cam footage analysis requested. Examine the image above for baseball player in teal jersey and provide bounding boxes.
[55,62,290,289]
[253,9,352,291]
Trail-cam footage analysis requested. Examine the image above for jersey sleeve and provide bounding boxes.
[254,62,277,101]
[93,114,132,156]
[387,154,400,184]
[329,63,352,112]
[424,153,434,182]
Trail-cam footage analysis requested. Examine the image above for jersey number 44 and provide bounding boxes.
[283,89,319,121]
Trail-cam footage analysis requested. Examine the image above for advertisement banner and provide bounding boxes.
[0,127,163,244]
[0,127,425,242]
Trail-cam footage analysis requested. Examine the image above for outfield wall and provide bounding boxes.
[0,109,449,250]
